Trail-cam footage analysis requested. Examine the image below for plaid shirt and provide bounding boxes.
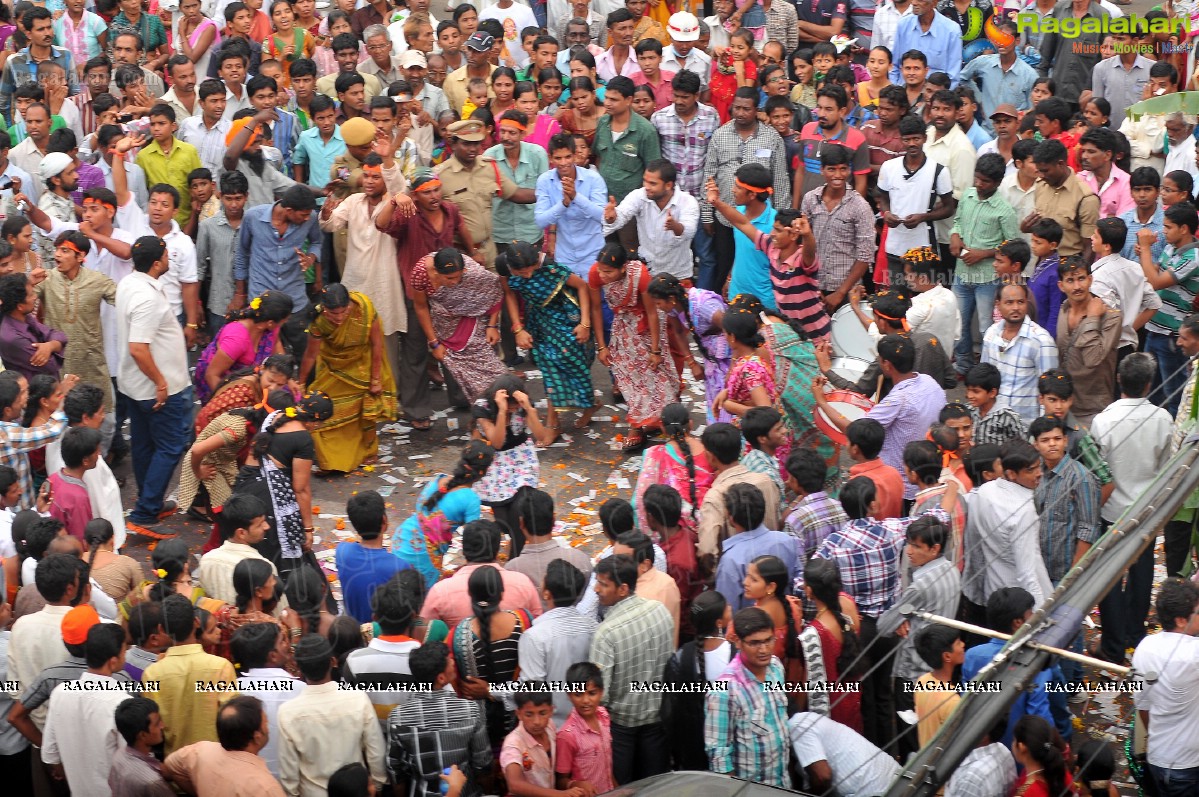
[0,47,79,124]
[701,121,792,225]
[944,742,1017,797]
[812,508,950,618]
[704,654,789,787]
[651,103,720,200]
[980,317,1059,422]
[971,404,1028,447]
[878,557,962,680]
[800,186,877,291]
[764,0,799,53]
[785,491,849,561]
[590,595,675,726]
[1034,455,1102,584]
[0,414,67,509]
[387,690,491,797]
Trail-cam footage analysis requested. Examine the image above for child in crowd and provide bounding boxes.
[555,661,615,795]
[911,624,965,747]
[740,406,786,500]
[642,484,701,633]
[462,77,491,118]
[47,426,103,541]
[845,418,904,520]
[501,691,567,797]
[783,448,847,562]
[993,237,1031,289]
[964,363,1029,447]
[965,443,1003,487]
[902,441,964,568]
[1036,369,1115,501]
[810,42,835,85]
[764,95,802,174]
[1031,77,1055,105]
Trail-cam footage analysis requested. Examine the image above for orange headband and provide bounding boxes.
[58,240,85,255]
[735,177,772,195]
[82,196,116,210]
[361,163,383,174]
[874,309,911,332]
[414,177,442,192]
[499,118,526,131]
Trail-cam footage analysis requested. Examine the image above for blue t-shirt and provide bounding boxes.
[334,543,409,625]
[962,638,1055,746]
[728,201,778,311]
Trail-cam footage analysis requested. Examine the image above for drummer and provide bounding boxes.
[814,290,956,399]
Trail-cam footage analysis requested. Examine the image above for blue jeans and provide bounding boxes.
[1147,330,1190,418]
[1150,763,1199,797]
[125,386,193,522]
[952,278,999,374]
[693,224,717,292]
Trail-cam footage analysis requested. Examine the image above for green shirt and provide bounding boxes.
[594,111,661,203]
[950,186,1023,284]
[135,137,204,225]
[485,141,548,245]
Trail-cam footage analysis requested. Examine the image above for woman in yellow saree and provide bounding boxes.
[298,284,398,473]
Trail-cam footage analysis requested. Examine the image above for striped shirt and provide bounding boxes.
[945,742,1018,797]
[800,186,877,292]
[1147,241,1199,335]
[752,230,831,341]
[812,508,951,618]
[971,404,1028,447]
[785,491,849,561]
[764,0,799,53]
[704,655,790,786]
[950,187,1023,284]
[878,557,962,680]
[1034,455,1102,584]
[651,103,720,199]
[590,595,675,727]
[343,638,421,726]
[980,317,1060,422]
[387,690,491,797]
[518,607,598,725]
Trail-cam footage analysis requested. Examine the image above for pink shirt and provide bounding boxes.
[633,70,676,111]
[215,321,278,369]
[48,472,92,541]
[555,707,614,793]
[500,721,556,792]
[1078,166,1135,218]
[419,563,543,627]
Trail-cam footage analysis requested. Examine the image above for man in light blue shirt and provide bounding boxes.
[291,95,346,205]
[959,20,1039,132]
[233,186,322,356]
[487,109,549,248]
[888,0,961,87]
[713,482,797,613]
[534,131,607,279]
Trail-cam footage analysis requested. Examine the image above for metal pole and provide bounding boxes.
[899,607,1140,678]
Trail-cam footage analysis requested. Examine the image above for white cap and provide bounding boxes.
[399,50,427,69]
[667,12,700,42]
[37,152,74,181]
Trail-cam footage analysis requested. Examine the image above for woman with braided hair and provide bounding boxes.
[799,557,864,732]
[714,309,778,423]
[632,402,713,539]
[392,440,495,586]
[648,273,731,424]
[193,290,293,402]
[662,589,731,771]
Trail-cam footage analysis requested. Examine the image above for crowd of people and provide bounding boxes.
[1,0,1199,795]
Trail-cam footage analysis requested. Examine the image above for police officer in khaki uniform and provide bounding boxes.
[434,118,535,269]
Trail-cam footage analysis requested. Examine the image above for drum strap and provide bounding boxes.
[925,162,945,251]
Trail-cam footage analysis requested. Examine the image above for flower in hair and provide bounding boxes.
[156,568,168,578]
[285,406,298,418]
[250,296,262,311]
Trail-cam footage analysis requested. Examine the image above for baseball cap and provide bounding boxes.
[990,104,1020,119]
[399,50,427,69]
[37,152,74,181]
[667,12,700,42]
[465,32,495,52]
[61,605,101,646]
[446,119,487,142]
[340,117,376,147]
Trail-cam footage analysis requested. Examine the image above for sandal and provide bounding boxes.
[622,430,649,453]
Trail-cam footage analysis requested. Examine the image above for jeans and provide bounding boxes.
[952,278,999,374]
[110,377,129,456]
[125,386,193,522]
[1147,330,1190,418]
[207,310,227,338]
[693,224,717,292]
[1150,763,1199,797]
[1098,521,1155,660]
[610,721,668,785]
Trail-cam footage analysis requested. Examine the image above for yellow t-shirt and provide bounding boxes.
[913,672,961,749]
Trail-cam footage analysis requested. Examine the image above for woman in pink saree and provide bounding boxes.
[633,402,714,539]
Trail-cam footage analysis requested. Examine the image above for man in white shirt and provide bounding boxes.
[197,494,281,607]
[179,80,232,174]
[40,623,131,796]
[1090,217,1164,363]
[789,712,902,796]
[871,0,913,53]
[518,559,597,724]
[903,250,961,347]
[602,160,699,281]
[231,623,304,778]
[115,236,193,527]
[661,12,710,93]
[278,634,388,796]
[1132,578,1199,795]
[1093,354,1173,665]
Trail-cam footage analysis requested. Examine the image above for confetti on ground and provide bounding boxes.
[378,474,402,484]
[408,454,432,460]
[567,472,588,482]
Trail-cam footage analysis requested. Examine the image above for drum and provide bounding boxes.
[815,390,876,446]
[827,357,872,390]
[830,303,875,360]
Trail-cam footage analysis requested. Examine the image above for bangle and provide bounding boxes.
[598,345,608,351]
[513,326,525,334]
[303,527,314,532]
[429,340,442,351]
[486,324,499,329]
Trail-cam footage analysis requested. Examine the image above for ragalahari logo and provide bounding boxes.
[1014,13,1189,38]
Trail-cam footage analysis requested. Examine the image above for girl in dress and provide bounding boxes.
[536,67,564,115]
[588,242,677,451]
[263,0,317,87]
[710,29,757,123]
[648,273,731,423]
[713,310,776,423]
[472,375,554,558]
[742,555,803,684]
[392,441,494,586]
[556,76,601,150]
[175,0,220,78]
[860,47,892,111]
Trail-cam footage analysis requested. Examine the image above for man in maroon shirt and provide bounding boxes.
[376,169,473,428]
